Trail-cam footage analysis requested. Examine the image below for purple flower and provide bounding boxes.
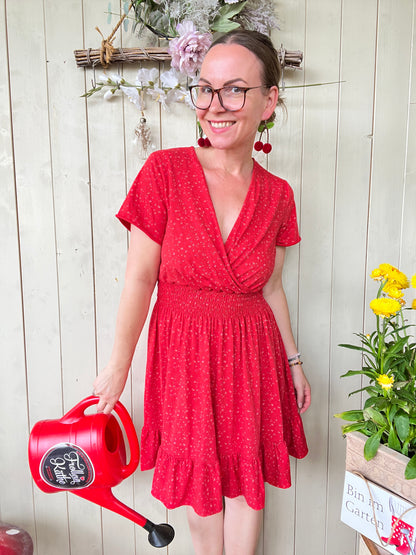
[169,21,212,77]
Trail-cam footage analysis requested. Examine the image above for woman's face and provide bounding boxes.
[196,43,278,153]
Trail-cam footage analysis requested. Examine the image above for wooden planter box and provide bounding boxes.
[345,431,416,504]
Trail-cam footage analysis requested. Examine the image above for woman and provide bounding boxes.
[93,30,310,555]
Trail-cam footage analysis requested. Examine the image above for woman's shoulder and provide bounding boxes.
[254,160,294,197]
[147,146,196,166]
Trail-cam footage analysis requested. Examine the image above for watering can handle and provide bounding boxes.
[62,396,140,479]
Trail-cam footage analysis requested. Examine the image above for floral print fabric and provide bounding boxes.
[117,147,308,516]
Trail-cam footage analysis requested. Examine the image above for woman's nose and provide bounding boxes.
[209,91,226,111]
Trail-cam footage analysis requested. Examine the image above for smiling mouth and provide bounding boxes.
[210,121,235,129]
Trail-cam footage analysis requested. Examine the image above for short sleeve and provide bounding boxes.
[116,152,167,245]
[276,186,301,247]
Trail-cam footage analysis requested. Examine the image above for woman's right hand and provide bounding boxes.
[93,365,129,414]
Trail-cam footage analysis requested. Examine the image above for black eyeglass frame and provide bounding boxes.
[188,85,269,112]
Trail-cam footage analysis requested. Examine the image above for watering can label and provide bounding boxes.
[40,443,95,489]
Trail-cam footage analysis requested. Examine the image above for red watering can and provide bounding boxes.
[28,396,174,548]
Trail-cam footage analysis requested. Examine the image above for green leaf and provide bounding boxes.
[395,411,410,442]
[342,422,368,434]
[364,396,378,409]
[387,427,401,452]
[405,454,416,479]
[341,369,377,379]
[363,407,387,427]
[339,343,370,352]
[217,1,247,19]
[364,428,385,460]
[211,1,247,32]
[334,410,364,422]
[210,18,241,32]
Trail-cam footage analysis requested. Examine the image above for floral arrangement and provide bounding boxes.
[335,264,416,478]
[130,0,278,40]
[84,0,279,110]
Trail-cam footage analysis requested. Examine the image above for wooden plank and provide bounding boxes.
[5,1,71,553]
[262,1,307,552]
[0,0,36,544]
[295,0,342,553]
[83,1,139,552]
[327,1,379,554]
[366,0,414,275]
[400,3,416,327]
[42,1,103,552]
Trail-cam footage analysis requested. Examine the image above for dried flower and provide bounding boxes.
[237,0,279,34]
[169,21,212,77]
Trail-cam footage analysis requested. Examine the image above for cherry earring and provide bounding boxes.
[197,123,211,147]
[197,136,211,147]
[254,121,274,154]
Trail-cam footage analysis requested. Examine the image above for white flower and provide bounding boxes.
[223,0,241,3]
[120,86,144,110]
[166,87,189,105]
[160,68,185,88]
[103,90,115,101]
[109,73,123,85]
[136,67,159,87]
[146,86,169,110]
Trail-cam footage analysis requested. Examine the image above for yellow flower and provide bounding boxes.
[377,373,394,390]
[412,299,416,310]
[378,263,409,289]
[370,268,384,281]
[370,297,401,318]
[383,282,404,299]
[412,274,416,289]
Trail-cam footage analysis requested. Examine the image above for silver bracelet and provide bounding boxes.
[288,352,301,363]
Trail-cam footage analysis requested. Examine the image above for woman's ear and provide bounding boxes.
[261,86,279,121]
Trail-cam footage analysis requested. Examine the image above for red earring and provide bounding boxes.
[197,123,211,147]
[197,136,211,147]
[254,121,273,154]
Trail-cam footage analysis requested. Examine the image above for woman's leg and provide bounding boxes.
[223,496,262,555]
[186,506,224,555]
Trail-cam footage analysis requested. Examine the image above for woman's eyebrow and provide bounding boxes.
[198,77,249,85]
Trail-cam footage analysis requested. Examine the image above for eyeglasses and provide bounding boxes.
[188,85,267,111]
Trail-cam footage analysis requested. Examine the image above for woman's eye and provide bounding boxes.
[229,87,244,95]
[200,86,213,94]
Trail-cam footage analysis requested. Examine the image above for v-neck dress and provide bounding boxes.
[117,147,308,516]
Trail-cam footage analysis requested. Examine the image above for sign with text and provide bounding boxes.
[341,471,416,555]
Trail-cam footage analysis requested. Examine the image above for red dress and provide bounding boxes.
[117,147,308,516]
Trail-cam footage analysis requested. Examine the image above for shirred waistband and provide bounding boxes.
[156,282,267,317]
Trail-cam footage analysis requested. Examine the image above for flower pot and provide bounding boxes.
[345,431,416,504]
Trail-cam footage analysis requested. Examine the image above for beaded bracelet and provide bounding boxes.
[289,360,303,368]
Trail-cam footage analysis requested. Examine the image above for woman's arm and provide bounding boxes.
[93,225,161,414]
[263,246,311,414]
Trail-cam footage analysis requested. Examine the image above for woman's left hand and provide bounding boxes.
[291,365,311,414]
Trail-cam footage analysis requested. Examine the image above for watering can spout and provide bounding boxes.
[75,487,175,548]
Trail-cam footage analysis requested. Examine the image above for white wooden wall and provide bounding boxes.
[1,1,415,554]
